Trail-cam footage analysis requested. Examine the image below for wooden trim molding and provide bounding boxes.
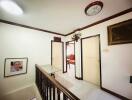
[65,8,132,36]
[0,19,65,36]
[80,39,83,80]
[62,42,64,73]
[65,42,68,73]
[0,8,131,37]
[75,76,83,80]
[65,41,76,76]
[101,87,130,100]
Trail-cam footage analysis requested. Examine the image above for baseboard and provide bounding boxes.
[63,71,67,73]
[75,76,83,80]
[101,87,130,100]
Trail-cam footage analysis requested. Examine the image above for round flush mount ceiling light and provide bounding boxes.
[85,1,103,16]
[0,0,23,15]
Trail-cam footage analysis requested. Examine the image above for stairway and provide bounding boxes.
[0,84,42,100]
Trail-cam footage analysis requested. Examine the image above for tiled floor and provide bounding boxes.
[56,65,120,100]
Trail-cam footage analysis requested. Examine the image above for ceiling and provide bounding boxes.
[0,0,132,35]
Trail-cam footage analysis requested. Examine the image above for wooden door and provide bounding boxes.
[51,41,64,70]
[82,36,100,86]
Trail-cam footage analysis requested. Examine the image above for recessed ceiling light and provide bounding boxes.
[0,0,23,15]
[85,1,103,16]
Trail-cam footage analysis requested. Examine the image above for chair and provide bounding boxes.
[67,54,75,68]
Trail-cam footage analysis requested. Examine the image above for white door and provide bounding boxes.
[82,36,100,86]
[52,41,63,70]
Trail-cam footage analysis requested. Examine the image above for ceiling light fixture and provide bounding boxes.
[0,0,23,15]
[85,1,103,16]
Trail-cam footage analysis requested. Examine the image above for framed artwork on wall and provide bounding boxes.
[107,19,132,45]
[54,37,61,42]
[4,57,28,77]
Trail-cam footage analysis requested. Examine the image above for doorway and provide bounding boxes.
[51,41,64,72]
[81,35,101,86]
[66,41,75,77]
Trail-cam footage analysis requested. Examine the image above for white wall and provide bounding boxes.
[0,23,65,97]
[66,12,132,99]
[0,11,131,100]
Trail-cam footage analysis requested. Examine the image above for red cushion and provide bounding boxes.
[67,54,75,64]
[69,54,75,60]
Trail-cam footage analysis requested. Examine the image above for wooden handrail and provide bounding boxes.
[35,64,80,100]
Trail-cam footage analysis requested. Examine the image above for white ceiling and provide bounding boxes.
[0,0,132,35]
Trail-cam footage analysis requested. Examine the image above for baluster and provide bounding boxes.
[42,77,45,100]
[35,68,37,85]
[63,93,68,100]
[40,72,43,95]
[35,67,37,84]
[35,66,80,100]
[57,88,60,100]
[37,69,39,86]
[46,79,48,100]
[38,71,40,92]
[53,85,56,100]
[42,75,45,100]
[49,82,52,100]
[36,67,39,82]
[39,71,41,90]
[44,82,46,100]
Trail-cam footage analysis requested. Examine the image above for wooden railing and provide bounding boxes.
[35,65,80,100]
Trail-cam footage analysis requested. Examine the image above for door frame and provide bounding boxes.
[81,34,102,87]
[65,40,76,77]
[51,40,64,73]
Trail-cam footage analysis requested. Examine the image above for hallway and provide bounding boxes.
[67,64,75,78]
[56,71,120,100]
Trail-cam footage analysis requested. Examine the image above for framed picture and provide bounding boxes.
[4,57,28,77]
[107,19,132,45]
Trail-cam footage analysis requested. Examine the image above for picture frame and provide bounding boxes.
[54,37,61,42]
[107,19,132,45]
[4,57,28,77]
